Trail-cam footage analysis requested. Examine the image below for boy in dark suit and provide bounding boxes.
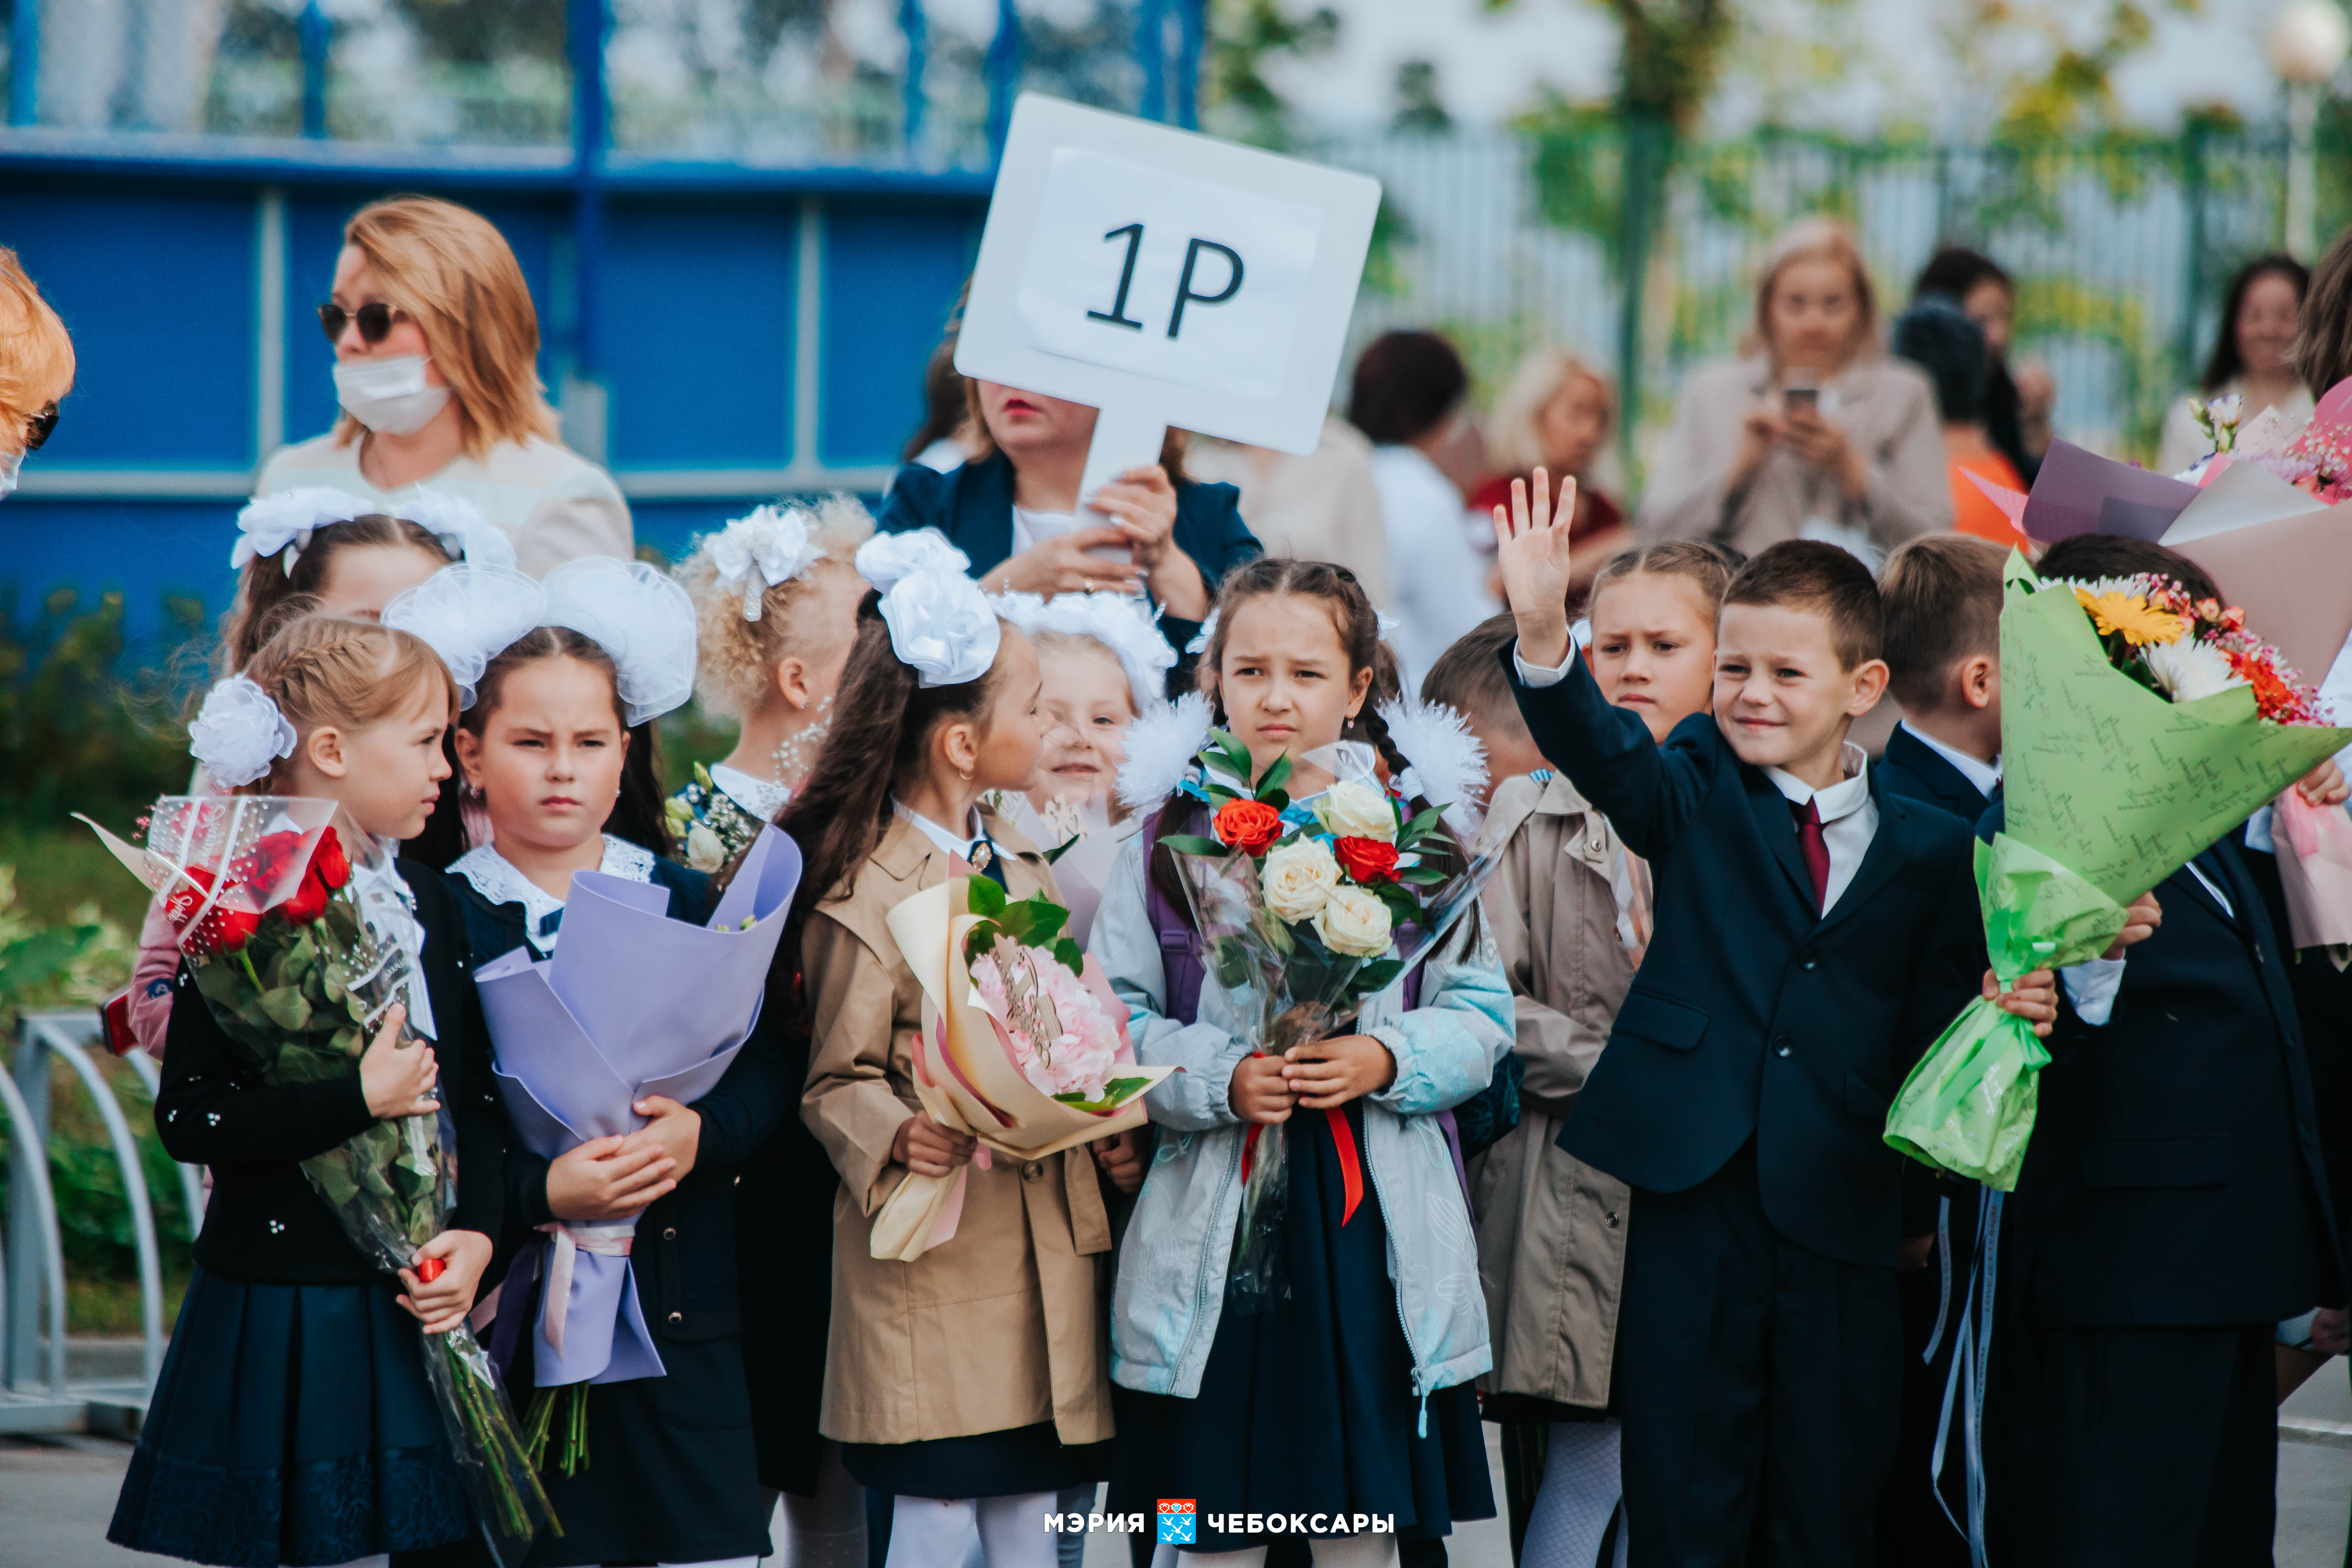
[1984,533,2350,1568]
[1487,471,2057,1568]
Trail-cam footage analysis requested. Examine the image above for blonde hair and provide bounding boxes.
[0,247,73,454]
[240,616,458,783]
[1028,629,1139,718]
[677,495,876,719]
[333,197,556,458]
[1746,216,1880,364]
[1486,348,1616,476]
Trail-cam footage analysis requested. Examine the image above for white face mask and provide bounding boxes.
[0,446,21,500]
[332,354,451,436]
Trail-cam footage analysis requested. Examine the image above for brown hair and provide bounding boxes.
[239,616,458,789]
[2300,226,2352,398]
[1878,535,2008,711]
[1722,540,1884,671]
[677,496,875,719]
[457,629,674,858]
[964,377,1189,480]
[0,247,72,451]
[1419,613,1524,737]
[1748,217,1880,365]
[2033,535,2222,605]
[1589,540,1745,621]
[2204,253,2308,394]
[221,515,455,673]
[334,197,558,458]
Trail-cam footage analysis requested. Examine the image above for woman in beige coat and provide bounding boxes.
[777,556,1139,1567]
[1639,217,1951,562]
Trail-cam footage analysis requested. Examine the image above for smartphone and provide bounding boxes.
[1781,374,1821,415]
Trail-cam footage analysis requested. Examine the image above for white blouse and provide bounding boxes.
[450,834,658,956]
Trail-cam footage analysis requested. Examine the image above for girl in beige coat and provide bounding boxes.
[776,537,1143,1568]
[1448,541,1738,1567]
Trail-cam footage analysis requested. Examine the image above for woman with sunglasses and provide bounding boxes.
[254,196,630,578]
[0,245,72,496]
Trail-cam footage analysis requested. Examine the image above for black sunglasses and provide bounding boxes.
[317,300,407,346]
[23,402,56,452]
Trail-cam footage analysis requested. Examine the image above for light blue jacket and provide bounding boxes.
[1090,831,1513,1403]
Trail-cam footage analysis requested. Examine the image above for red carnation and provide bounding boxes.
[1334,835,1400,883]
[311,826,351,891]
[1213,799,1283,856]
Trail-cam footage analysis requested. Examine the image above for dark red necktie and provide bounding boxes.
[1792,799,1831,913]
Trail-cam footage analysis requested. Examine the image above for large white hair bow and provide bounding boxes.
[396,487,520,572]
[881,569,1001,689]
[542,557,700,726]
[855,527,971,594]
[382,564,550,709]
[188,674,299,787]
[708,504,823,621]
[995,590,1175,714]
[232,488,372,571]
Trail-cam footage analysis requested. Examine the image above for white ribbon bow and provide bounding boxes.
[709,504,822,621]
[187,674,299,787]
[231,488,372,572]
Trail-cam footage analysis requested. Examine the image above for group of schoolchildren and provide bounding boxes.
[97,457,2348,1568]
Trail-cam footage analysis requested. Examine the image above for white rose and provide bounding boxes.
[1261,838,1341,922]
[684,823,727,874]
[1315,779,1397,844]
[1314,885,1395,957]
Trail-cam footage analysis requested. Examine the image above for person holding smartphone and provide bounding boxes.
[1638,217,1951,563]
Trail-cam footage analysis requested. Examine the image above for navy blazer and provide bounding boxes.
[1505,649,1984,1267]
[1877,723,1996,825]
[1993,813,2345,1326]
[876,452,1261,658]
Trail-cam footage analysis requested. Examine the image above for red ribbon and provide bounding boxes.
[1236,1113,1363,1226]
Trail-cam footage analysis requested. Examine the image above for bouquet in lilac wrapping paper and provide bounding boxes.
[474,824,803,1477]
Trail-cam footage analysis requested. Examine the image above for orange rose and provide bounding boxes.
[1212,798,1283,855]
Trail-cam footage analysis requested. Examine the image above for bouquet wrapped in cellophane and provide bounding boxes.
[82,796,557,1563]
[1157,730,1497,1301]
[1883,555,2351,1190]
[872,875,1175,1261]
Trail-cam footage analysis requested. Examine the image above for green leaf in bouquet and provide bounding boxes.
[1396,806,1447,847]
[1256,752,1293,797]
[1260,788,1290,813]
[1053,937,1085,976]
[1394,866,1448,886]
[1043,837,1080,865]
[966,876,1008,917]
[259,985,313,1031]
[1352,958,1404,994]
[1052,1076,1153,1111]
[330,1025,362,1058]
[1208,934,1257,990]
[1373,883,1420,925]
[309,1150,362,1208]
[1158,834,1229,858]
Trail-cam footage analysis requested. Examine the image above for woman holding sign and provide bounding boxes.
[877,377,1260,665]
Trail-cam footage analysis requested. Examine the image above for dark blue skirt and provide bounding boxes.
[108,1267,474,1567]
[1107,1104,1495,1550]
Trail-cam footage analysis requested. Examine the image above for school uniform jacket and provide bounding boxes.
[1503,648,1985,1268]
[1876,724,1997,827]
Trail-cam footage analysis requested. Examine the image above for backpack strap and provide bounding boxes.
[1141,807,1209,1027]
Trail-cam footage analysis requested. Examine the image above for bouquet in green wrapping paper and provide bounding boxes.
[1884,554,2352,1189]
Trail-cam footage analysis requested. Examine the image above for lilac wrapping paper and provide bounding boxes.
[477,827,804,1387]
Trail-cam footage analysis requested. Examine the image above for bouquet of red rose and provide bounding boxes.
[83,796,557,1563]
[1155,731,1496,1299]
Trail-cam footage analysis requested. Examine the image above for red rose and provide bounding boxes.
[311,826,351,890]
[1212,798,1283,856]
[159,865,219,930]
[229,830,309,903]
[280,866,331,925]
[191,903,261,955]
[1334,835,1400,883]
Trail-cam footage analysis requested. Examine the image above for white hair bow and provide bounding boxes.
[382,565,549,710]
[542,557,700,726]
[708,504,824,621]
[855,527,971,594]
[994,590,1175,714]
[187,674,299,787]
[396,487,519,572]
[231,488,372,572]
[882,569,1001,689]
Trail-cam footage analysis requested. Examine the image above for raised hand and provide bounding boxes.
[1490,465,1579,670]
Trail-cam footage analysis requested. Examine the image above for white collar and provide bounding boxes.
[893,798,988,864]
[450,833,658,953]
[1766,742,1871,822]
[1898,720,2003,798]
[710,763,788,823]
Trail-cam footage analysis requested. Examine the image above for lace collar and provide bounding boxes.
[710,763,789,822]
[450,834,659,954]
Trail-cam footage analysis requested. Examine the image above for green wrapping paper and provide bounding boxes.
[1884,554,2352,1186]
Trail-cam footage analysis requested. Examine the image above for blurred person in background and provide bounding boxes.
[0,245,72,498]
[1640,217,1950,562]
[2156,253,2311,475]
[1890,298,2028,545]
[256,196,631,576]
[1350,328,1500,683]
[2298,224,2352,399]
[1469,347,1633,605]
[1914,246,2053,485]
[902,337,987,473]
[1185,415,1390,607]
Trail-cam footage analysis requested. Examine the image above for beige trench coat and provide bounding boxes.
[1470,772,1637,1412]
[801,810,1116,1448]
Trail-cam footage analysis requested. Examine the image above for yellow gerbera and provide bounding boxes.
[2073,587,2185,646]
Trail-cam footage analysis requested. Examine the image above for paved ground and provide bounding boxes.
[4,1371,2346,1567]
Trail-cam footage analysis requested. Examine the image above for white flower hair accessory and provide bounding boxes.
[708,504,824,621]
[1184,607,1219,657]
[382,564,549,709]
[1116,691,1216,813]
[881,568,1001,688]
[188,674,299,787]
[855,527,971,594]
[541,557,701,726]
[1378,693,1491,839]
[395,487,519,572]
[231,488,373,572]
[996,590,1176,715]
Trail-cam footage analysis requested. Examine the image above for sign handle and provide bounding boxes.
[1078,404,1171,556]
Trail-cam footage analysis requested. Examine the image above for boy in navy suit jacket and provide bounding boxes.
[1487,472,2057,1568]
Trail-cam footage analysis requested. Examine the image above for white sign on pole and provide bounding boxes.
[956,94,1382,536]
